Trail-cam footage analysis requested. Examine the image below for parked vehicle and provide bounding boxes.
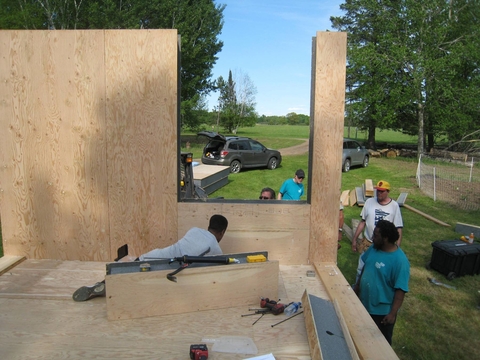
[197,131,282,173]
[342,138,369,172]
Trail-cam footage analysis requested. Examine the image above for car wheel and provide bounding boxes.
[267,157,278,170]
[230,160,241,173]
[362,156,369,168]
[342,159,351,172]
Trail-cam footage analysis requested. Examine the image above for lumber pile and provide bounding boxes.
[340,179,375,208]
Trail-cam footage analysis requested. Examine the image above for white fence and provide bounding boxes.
[416,155,480,211]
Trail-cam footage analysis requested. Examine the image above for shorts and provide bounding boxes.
[357,238,373,253]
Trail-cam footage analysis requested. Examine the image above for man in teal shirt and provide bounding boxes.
[277,169,305,200]
[354,219,410,345]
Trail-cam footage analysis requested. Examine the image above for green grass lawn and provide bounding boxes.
[202,124,480,360]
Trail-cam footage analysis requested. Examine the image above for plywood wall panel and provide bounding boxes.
[0,30,109,260]
[309,32,347,263]
[177,202,310,264]
[105,30,178,258]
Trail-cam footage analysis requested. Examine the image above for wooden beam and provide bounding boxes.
[0,256,26,276]
[403,204,451,227]
[308,31,347,263]
[333,298,360,360]
[364,179,374,197]
[314,262,399,360]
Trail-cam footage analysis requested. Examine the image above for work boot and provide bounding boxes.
[72,281,106,302]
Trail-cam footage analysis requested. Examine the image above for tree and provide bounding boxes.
[331,0,480,154]
[0,0,225,129]
[216,69,257,133]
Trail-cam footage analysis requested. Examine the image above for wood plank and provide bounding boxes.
[455,222,480,238]
[309,32,347,263]
[355,187,365,206]
[342,223,353,242]
[341,190,350,206]
[403,204,451,227]
[333,298,360,360]
[302,289,323,360]
[106,30,179,259]
[349,188,357,206]
[396,192,408,207]
[0,30,110,261]
[364,179,374,197]
[0,256,26,276]
[351,219,364,241]
[106,260,279,320]
[314,262,399,360]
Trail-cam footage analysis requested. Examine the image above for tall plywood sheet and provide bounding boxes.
[0,30,110,260]
[0,30,178,261]
[105,30,178,258]
[309,32,347,263]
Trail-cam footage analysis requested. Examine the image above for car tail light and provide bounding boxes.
[220,150,228,158]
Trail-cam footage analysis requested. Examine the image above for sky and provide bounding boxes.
[206,0,345,116]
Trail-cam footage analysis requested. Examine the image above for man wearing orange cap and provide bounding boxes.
[351,180,404,286]
[352,180,403,253]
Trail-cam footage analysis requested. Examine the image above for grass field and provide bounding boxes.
[199,125,480,360]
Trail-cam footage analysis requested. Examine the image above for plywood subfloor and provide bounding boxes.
[0,260,328,359]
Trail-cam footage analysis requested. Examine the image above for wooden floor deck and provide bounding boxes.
[0,257,398,359]
[0,259,327,359]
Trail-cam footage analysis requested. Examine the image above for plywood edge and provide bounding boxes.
[341,190,350,206]
[314,262,399,360]
[302,289,323,360]
[0,256,26,276]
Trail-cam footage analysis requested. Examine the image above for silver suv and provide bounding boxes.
[198,131,282,173]
[342,138,369,172]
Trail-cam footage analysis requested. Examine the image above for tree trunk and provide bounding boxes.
[367,122,376,150]
[417,102,424,158]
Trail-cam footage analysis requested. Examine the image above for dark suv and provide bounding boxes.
[197,131,282,173]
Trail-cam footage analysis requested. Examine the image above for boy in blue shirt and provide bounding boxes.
[354,219,410,345]
[277,169,305,200]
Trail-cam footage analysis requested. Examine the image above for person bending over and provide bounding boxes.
[72,214,228,302]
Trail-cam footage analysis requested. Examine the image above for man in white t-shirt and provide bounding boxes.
[73,214,229,302]
[351,180,403,285]
[352,180,403,253]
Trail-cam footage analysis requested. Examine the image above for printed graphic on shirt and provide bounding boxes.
[375,262,385,269]
[374,209,391,225]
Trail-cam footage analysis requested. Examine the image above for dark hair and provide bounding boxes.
[376,220,399,243]
[208,214,228,232]
[260,187,276,199]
